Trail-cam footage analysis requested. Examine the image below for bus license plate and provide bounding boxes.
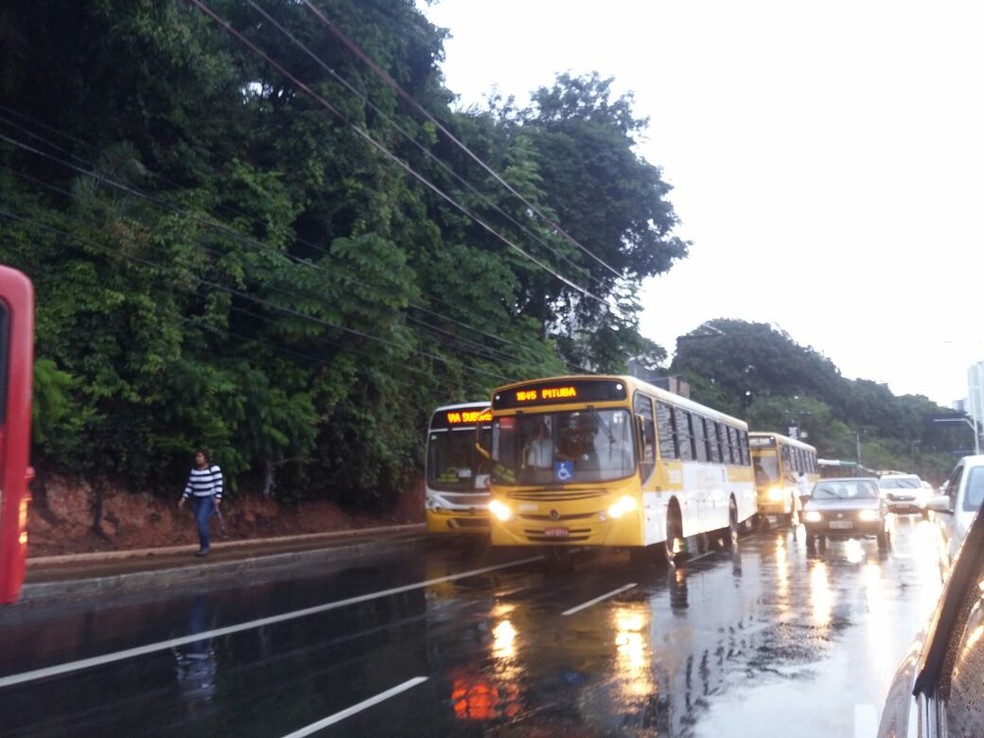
[829,521,853,529]
[543,528,569,538]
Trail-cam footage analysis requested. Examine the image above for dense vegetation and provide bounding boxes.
[1,1,964,509]
[671,320,966,484]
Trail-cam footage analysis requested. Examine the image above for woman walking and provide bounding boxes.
[178,449,223,557]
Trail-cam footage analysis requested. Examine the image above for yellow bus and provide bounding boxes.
[424,402,493,535]
[749,431,819,528]
[484,375,756,564]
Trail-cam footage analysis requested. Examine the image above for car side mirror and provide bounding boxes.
[926,495,953,515]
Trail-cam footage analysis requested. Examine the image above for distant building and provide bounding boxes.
[967,362,984,442]
[626,359,690,398]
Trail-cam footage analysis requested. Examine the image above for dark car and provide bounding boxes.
[801,476,892,550]
[877,494,984,736]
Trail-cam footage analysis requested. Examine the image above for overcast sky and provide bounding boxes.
[418,0,984,408]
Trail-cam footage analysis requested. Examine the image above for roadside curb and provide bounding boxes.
[16,525,430,608]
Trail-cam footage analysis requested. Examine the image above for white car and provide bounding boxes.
[877,490,984,737]
[878,473,931,517]
[926,454,984,578]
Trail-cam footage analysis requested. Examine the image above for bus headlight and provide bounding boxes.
[489,499,512,522]
[858,509,880,522]
[803,511,823,523]
[767,486,785,502]
[608,495,638,519]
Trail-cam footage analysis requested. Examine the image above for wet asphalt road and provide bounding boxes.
[0,515,943,737]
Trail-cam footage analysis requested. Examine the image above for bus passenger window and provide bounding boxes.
[633,394,656,480]
[656,401,677,460]
[705,420,720,463]
[676,409,694,461]
[693,415,708,462]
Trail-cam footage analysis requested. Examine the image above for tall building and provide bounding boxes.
[968,362,984,441]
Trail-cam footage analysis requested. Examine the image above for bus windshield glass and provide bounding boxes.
[490,409,635,485]
[427,426,492,490]
[754,452,781,486]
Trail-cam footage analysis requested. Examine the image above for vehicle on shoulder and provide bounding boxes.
[802,476,892,551]
[877,483,984,737]
[925,454,984,579]
[878,473,931,517]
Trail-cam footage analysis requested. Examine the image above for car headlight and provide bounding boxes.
[803,511,823,523]
[488,499,512,522]
[608,495,638,519]
[858,509,880,522]
[767,486,785,501]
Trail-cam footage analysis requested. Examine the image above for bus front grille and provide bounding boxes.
[508,489,606,502]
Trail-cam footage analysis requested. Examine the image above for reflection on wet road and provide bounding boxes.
[0,515,942,736]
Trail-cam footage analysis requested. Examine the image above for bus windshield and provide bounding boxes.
[427,426,492,491]
[754,452,781,486]
[490,409,635,486]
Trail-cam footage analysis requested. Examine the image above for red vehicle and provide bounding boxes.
[0,266,34,604]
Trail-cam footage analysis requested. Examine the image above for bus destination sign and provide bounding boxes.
[493,379,626,410]
[430,407,491,430]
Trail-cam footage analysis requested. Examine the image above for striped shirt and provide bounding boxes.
[183,465,223,500]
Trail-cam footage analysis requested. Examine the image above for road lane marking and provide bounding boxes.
[562,583,637,615]
[0,557,542,688]
[281,676,428,736]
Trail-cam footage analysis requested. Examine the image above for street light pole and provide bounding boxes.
[933,417,981,455]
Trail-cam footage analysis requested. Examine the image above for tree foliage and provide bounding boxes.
[1,0,685,506]
[672,319,963,482]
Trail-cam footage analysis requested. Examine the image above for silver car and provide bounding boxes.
[927,454,984,578]
[877,487,984,737]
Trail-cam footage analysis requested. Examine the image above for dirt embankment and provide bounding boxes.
[26,475,425,558]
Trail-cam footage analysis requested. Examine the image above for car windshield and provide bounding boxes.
[812,481,879,499]
[878,476,921,490]
[490,409,635,486]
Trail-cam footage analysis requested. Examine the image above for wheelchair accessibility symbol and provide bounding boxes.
[555,460,574,481]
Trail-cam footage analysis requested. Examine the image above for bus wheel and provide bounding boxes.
[665,516,684,566]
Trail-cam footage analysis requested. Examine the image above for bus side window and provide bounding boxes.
[705,420,720,463]
[693,414,708,462]
[675,409,694,461]
[724,425,737,464]
[656,401,677,460]
[633,393,656,480]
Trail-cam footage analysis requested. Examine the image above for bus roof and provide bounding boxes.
[491,374,748,428]
[749,431,817,452]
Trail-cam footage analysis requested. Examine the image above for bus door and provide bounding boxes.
[0,266,34,604]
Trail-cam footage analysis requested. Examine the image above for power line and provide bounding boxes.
[0,124,553,371]
[298,0,625,281]
[242,0,600,292]
[186,0,613,310]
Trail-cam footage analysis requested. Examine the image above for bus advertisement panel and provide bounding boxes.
[485,375,755,565]
[425,402,492,535]
[749,431,818,527]
[0,266,34,604]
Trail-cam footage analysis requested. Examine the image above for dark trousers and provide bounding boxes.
[192,496,215,551]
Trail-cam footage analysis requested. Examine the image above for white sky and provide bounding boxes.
[418,0,984,408]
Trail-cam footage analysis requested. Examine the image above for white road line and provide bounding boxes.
[562,583,637,615]
[0,557,541,689]
[281,677,428,737]
[855,704,879,737]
